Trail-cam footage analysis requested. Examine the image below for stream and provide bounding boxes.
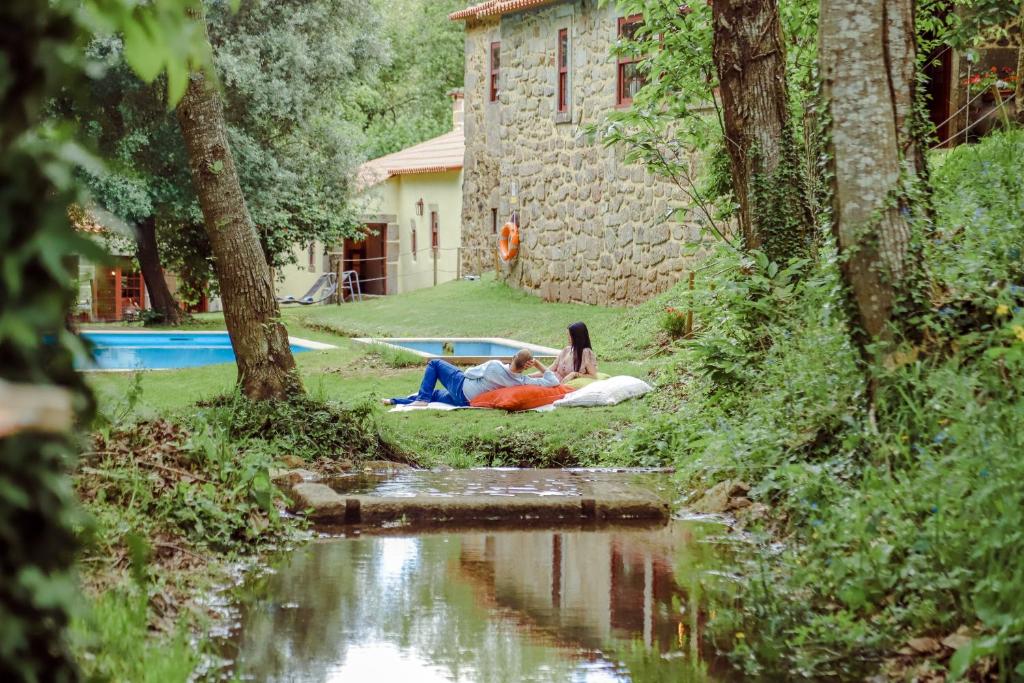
[221,470,742,682]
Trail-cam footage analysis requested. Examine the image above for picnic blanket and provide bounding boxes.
[388,402,555,413]
[386,375,653,413]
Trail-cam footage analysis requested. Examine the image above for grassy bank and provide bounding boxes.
[86,276,681,467]
[70,390,403,680]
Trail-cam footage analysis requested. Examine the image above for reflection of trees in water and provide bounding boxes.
[454,526,722,680]
[230,536,582,682]
[227,522,729,682]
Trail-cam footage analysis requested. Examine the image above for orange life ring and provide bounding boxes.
[498,222,520,262]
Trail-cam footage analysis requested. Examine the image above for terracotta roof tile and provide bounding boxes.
[450,0,564,21]
[357,126,464,189]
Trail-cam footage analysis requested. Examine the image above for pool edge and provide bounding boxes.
[352,336,561,364]
[77,330,336,372]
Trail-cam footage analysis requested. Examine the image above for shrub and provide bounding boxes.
[627,130,1024,678]
[197,393,408,463]
[660,306,690,339]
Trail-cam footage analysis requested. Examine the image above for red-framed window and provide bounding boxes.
[430,211,440,249]
[557,28,569,112]
[491,208,498,234]
[307,243,317,271]
[489,41,501,102]
[616,14,646,107]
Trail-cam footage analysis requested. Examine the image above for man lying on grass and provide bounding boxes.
[383,349,559,407]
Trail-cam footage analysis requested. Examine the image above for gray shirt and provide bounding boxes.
[461,360,560,401]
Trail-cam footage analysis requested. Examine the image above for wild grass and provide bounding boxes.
[296,274,650,359]
[621,129,1024,678]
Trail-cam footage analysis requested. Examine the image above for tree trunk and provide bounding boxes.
[176,68,302,400]
[135,216,182,325]
[712,0,814,262]
[883,0,928,179]
[820,0,922,346]
[1016,2,1024,122]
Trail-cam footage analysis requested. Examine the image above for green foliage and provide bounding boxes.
[623,130,1024,678]
[78,0,391,293]
[80,0,213,106]
[367,345,427,368]
[928,129,1024,302]
[206,0,386,261]
[198,393,401,463]
[355,0,466,158]
[83,417,291,553]
[69,590,199,683]
[0,0,205,679]
[659,307,689,340]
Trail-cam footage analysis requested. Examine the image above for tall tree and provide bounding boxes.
[820,0,923,345]
[176,53,302,399]
[712,0,815,262]
[357,0,465,158]
[135,217,182,323]
[78,0,385,307]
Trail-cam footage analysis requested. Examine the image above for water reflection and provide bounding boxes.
[227,521,731,682]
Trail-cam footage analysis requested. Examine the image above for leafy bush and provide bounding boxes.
[628,130,1024,678]
[197,393,407,463]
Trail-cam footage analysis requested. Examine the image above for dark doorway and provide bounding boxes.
[340,225,388,296]
[95,257,146,321]
[924,45,955,146]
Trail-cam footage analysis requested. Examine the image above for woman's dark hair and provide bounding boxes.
[568,322,592,372]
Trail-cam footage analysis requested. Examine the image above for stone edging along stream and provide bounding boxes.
[286,480,670,528]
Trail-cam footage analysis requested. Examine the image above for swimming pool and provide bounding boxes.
[353,337,560,364]
[79,331,334,371]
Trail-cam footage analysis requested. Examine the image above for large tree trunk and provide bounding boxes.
[135,216,182,325]
[712,0,814,262]
[176,68,302,400]
[820,0,923,346]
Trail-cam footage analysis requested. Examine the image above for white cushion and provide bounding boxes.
[553,375,653,407]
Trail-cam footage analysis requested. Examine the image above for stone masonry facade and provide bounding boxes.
[458,0,708,305]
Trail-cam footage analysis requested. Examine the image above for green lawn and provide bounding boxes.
[87,275,674,467]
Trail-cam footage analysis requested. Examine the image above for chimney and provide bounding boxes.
[448,88,465,131]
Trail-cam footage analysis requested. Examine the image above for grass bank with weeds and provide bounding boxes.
[620,130,1024,679]
[70,389,403,680]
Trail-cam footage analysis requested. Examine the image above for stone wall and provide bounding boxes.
[460,0,709,305]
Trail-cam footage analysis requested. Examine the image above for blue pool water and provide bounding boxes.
[80,332,312,371]
[386,340,533,357]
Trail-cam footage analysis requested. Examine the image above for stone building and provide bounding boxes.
[451,0,707,305]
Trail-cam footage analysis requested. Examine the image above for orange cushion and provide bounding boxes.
[469,384,575,411]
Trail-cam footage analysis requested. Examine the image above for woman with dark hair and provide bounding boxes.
[551,321,598,383]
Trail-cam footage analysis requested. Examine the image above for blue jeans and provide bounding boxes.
[390,359,469,407]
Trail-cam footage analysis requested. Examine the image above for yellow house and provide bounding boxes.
[275,91,465,300]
